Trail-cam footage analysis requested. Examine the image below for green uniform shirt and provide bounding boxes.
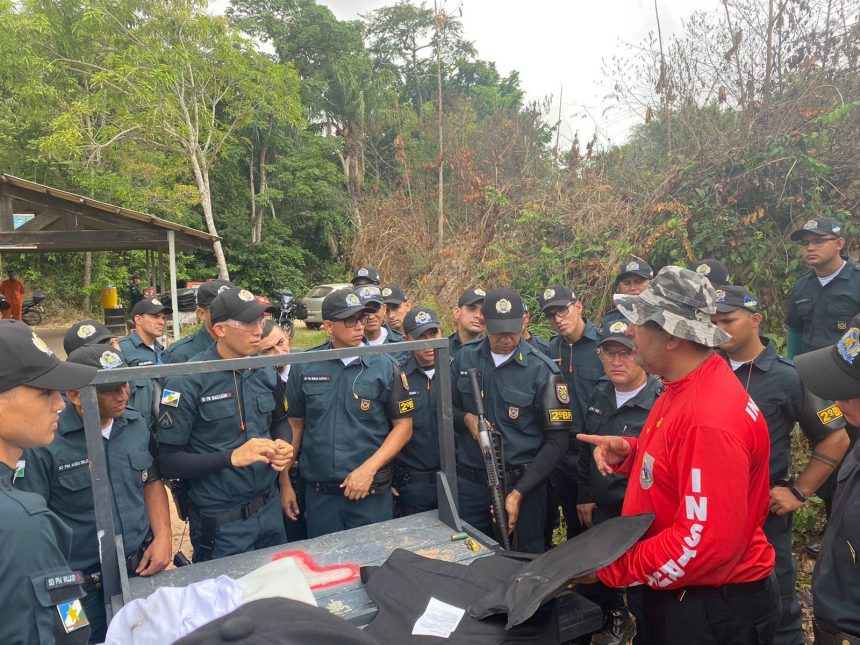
[785,261,860,354]
[157,344,279,513]
[1,462,88,645]
[394,355,440,473]
[577,377,661,507]
[17,406,156,572]
[451,337,570,469]
[286,341,413,483]
[119,330,163,430]
[162,326,216,365]
[546,321,603,437]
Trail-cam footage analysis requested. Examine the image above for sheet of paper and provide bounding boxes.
[412,597,466,638]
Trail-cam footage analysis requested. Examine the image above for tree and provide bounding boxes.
[41,0,303,279]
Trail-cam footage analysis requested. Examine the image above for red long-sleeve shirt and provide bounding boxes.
[597,353,775,590]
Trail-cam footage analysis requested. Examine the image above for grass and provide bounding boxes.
[292,326,329,349]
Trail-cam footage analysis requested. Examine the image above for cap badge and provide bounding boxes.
[695,264,711,275]
[99,351,123,370]
[543,288,555,300]
[715,289,726,303]
[415,311,432,324]
[32,333,53,356]
[357,268,369,277]
[345,293,361,307]
[833,225,841,233]
[151,299,162,306]
[837,328,860,365]
[625,262,640,271]
[473,288,486,297]
[803,219,817,230]
[495,299,512,314]
[743,296,758,309]
[359,286,377,298]
[217,285,230,294]
[237,289,255,302]
[609,321,628,334]
[382,288,392,297]
[77,324,97,339]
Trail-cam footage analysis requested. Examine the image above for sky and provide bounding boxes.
[213,0,723,147]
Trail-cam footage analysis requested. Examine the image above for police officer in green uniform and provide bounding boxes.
[521,302,550,355]
[452,288,571,554]
[0,321,95,645]
[711,284,850,645]
[692,258,732,287]
[19,345,172,642]
[539,284,603,540]
[576,319,661,645]
[795,314,860,645]
[120,299,173,432]
[351,267,381,287]
[602,259,654,326]
[63,320,119,356]
[393,306,442,516]
[786,217,860,357]
[162,280,234,364]
[382,285,411,334]
[449,288,486,356]
[286,289,414,538]
[157,287,291,562]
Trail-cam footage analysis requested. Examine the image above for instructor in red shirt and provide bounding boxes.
[578,266,778,645]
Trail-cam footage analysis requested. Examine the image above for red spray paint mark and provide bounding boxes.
[271,550,360,590]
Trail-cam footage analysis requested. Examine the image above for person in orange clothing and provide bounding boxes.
[0,270,24,320]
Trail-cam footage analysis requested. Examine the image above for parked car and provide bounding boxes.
[301,283,350,329]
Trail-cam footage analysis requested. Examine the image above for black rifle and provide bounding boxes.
[466,368,511,549]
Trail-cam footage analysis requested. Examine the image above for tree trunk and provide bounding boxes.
[434,3,445,248]
[411,49,424,115]
[188,147,229,279]
[255,142,268,243]
[249,146,258,244]
[763,0,775,107]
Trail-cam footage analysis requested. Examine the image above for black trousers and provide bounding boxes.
[637,574,780,645]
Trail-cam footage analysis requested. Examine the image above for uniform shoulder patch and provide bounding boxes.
[400,372,410,391]
[161,390,181,407]
[817,404,843,425]
[548,409,572,422]
[399,398,415,414]
[555,383,570,404]
[57,598,89,633]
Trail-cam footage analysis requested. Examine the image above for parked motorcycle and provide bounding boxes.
[21,290,46,326]
[270,288,307,335]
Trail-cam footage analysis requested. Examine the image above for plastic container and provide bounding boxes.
[101,285,118,310]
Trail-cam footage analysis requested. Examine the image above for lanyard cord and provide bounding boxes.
[232,370,246,432]
[743,348,765,392]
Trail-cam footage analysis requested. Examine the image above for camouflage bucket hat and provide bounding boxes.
[613,266,732,347]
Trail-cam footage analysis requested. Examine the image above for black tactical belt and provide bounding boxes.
[310,480,392,496]
[394,469,437,487]
[457,463,526,488]
[199,485,278,528]
[815,623,860,645]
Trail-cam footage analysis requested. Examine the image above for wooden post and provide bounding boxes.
[167,231,180,342]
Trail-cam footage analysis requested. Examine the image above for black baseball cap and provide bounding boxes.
[617,259,654,282]
[693,259,731,286]
[539,285,576,312]
[354,285,384,308]
[322,288,368,321]
[131,298,173,317]
[210,288,275,325]
[457,287,487,307]
[196,279,235,309]
[796,314,860,401]
[403,306,442,337]
[483,288,525,335]
[790,217,843,241]
[63,320,116,355]
[66,345,129,391]
[175,597,381,645]
[350,267,381,285]
[381,285,407,305]
[0,320,96,393]
[598,319,634,349]
[714,285,760,313]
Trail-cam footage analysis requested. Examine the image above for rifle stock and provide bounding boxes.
[466,368,511,549]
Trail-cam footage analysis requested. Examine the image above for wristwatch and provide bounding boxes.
[776,478,808,503]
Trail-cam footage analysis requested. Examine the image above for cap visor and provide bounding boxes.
[406,322,441,338]
[540,298,575,312]
[714,303,741,313]
[598,336,634,349]
[795,347,860,401]
[485,318,524,335]
[231,302,269,322]
[25,361,97,391]
[459,296,485,307]
[329,305,368,320]
[789,229,826,241]
[383,298,405,305]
